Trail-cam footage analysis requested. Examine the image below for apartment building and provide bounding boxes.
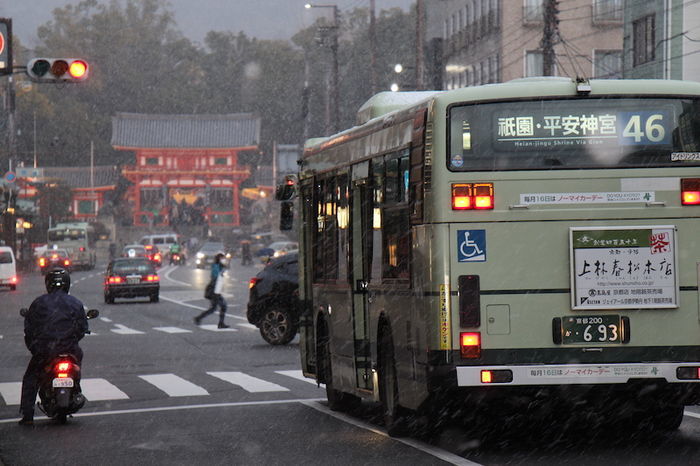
[424,0,624,89]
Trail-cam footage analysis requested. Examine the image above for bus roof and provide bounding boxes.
[304,77,700,154]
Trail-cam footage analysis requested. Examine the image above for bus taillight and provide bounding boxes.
[460,332,481,359]
[481,369,513,384]
[473,183,494,209]
[451,184,471,209]
[451,183,494,210]
[681,179,700,205]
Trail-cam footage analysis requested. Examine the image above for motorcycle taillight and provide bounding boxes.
[55,361,72,378]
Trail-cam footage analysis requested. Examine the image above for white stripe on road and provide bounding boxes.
[207,371,289,392]
[100,317,113,323]
[0,398,326,424]
[0,382,22,405]
[139,374,209,397]
[237,323,257,330]
[110,324,145,335]
[275,370,322,386]
[81,378,130,401]
[200,324,237,332]
[162,265,193,287]
[153,326,192,334]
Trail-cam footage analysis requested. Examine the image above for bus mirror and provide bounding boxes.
[280,201,294,231]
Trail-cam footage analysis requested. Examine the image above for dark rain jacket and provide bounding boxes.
[24,291,88,356]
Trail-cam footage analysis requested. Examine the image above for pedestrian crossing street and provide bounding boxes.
[0,370,322,407]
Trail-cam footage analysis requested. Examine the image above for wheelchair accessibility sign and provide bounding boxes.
[457,230,486,262]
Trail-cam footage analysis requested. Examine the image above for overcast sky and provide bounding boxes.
[1,0,414,49]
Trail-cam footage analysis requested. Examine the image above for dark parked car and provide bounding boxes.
[104,257,160,304]
[247,252,299,345]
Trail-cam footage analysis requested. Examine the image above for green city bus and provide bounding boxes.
[290,77,700,435]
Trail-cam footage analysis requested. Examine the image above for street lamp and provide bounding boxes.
[305,3,339,135]
[390,63,413,92]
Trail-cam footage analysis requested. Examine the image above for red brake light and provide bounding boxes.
[11,276,17,284]
[249,277,260,289]
[56,362,71,372]
[39,258,46,267]
[154,253,161,261]
[145,275,159,282]
[64,259,71,266]
[80,247,85,252]
[481,370,493,383]
[452,183,494,210]
[452,184,471,210]
[51,254,58,259]
[108,276,123,284]
[682,179,700,205]
[460,332,481,359]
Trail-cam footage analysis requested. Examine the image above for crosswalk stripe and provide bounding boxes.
[207,371,289,392]
[81,378,130,401]
[110,324,145,335]
[153,326,192,334]
[139,374,209,397]
[0,382,22,405]
[275,370,319,386]
[200,324,237,332]
[237,323,257,330]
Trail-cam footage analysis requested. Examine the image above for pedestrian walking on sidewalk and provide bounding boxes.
[194,253,229,328]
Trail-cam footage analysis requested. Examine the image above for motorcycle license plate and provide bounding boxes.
[52,378,74,388]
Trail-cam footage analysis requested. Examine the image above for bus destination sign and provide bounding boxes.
[569,226,678,310]
[494,110,672,150]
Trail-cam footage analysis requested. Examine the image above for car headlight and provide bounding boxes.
[226,253,231,259]
[196,252,204,259]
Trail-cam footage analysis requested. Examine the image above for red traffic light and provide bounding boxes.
[26,58,89,83]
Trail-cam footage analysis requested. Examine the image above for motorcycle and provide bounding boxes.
[20,307,99,424]
[170,252,185,265]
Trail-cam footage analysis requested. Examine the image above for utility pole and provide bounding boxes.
[369,0,377,94]
[415,0,425,90]
[541,0,559,76]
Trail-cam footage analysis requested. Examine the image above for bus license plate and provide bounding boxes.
[52,378,74,388]
[562,315,622,344]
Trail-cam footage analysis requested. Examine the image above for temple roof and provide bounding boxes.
[111,113,261,149]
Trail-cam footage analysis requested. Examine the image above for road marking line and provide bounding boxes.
[153,326,192,334]
[81,378,130,401]
[139,374,209,397]
[237,323,257,330]
[208,371,289,392]
[300,401,482,466]
[0,382,22,405]
[275,370,322,386]
[159,294,207,310]
[0,398,327,423]
[100,317,113,323]
[684,410,700,419]
[162,266,193,287]
[110,324,145,335]
[200,324,237,332]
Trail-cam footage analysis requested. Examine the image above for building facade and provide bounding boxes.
[111,113,260,228]
[425,0,624,89]
[623,0,700,80]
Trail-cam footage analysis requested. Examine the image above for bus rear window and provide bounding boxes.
[448,98,700,171]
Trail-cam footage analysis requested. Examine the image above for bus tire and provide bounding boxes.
[379,329,411,437]
[652,404,684,431]
[318,321,360,412]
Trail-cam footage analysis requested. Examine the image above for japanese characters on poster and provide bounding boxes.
[570,226,678,310]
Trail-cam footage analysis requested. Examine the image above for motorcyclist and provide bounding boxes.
[19,268,88,426]
[169,241,182,265]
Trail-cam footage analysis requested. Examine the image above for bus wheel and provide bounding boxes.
[379,331,411,437]
[651,404,684,431]
[259,308,297,345]
[319,326,360,412]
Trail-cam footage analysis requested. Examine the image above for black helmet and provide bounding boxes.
[45,268,71,293]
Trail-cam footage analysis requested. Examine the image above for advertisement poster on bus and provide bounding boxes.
[569,226,678,310]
